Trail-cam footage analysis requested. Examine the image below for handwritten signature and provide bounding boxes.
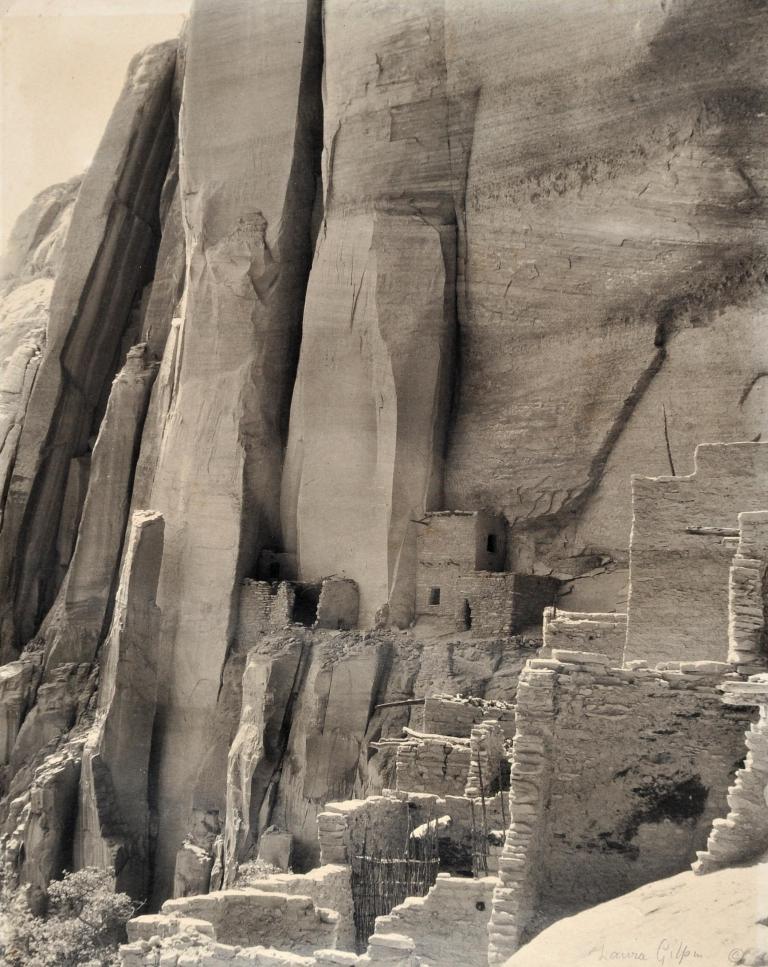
[587,939,704,964]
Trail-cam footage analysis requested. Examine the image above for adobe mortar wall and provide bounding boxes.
[542,608,627,663]
[456,573,558,637]
[370,874,496,967]
[728,511,768,668]
[625,442,768,665]
[422,694,515,739]
[489,653,755,963]
[395,734,471,797]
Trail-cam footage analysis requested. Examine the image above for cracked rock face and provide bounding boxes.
[0,0,765,922]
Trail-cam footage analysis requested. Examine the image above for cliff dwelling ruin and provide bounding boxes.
[0,0,766,964]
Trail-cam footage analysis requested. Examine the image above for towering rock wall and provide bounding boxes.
[0,41,178,657]
[441,0,768,610]
[281,0,459,627]
[0,0,765,922]
[142,0,323,902]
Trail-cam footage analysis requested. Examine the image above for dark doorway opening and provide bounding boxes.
[461,599,472,631]
[294,583,321,626]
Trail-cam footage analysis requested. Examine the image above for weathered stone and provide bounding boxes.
[281,0,459,629]
[224,643,304,884]
[0,41,177,657]
[75,511,164,899]
[145,0,322,902]
[625,443,768,665]
[41,345,159,670]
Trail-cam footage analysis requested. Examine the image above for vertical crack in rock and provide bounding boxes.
[280,0,461,628]
[0,41,178,657]
[145,0,325,905]
[222,639,307,886]
[39,344,159,671]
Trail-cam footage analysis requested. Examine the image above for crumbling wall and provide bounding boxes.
[162,888,338,953]
[395,733,471,798]
[422,695,515,740]
[728,511,768,669]
[369,874,496,967]
[316,579,359,631]
[320,790,507,879]
[542,608,627,663]
[694,676,768,874]
[625,442,768,665]
[490,650,753,963]
[237,580,297,645]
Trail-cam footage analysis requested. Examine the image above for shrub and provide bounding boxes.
[2,868,137,967]
[234,858,287,887]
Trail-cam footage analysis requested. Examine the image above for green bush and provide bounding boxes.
[2,868,137,967]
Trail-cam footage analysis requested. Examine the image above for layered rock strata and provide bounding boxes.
[0,0,765,931]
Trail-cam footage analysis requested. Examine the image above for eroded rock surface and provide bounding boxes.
[0,40,177,657]
[0,0,765,942]
[75,511,164,898]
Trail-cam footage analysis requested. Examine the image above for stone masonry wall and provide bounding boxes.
[728,511,768,669]
[415,514,478,623]
[237,580,296,647]
[489,651,755,964]
[456,573,558,638]
[542,608,627,663]
[370,873,496,967]
[422,695,515,740]
[395,734,471,798]
[625,442,768,665]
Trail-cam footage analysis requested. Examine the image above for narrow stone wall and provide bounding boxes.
[369,873,496,967]
[488,665,556,964]
[694,677,768,873]
[728,511,768,669]
[422,694,515,739]
[395,733,471,797]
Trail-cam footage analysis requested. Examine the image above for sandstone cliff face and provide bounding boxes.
[442,0,768,611]
[0,0,764,923]
[0,178,80,537]
[0,41,177,657]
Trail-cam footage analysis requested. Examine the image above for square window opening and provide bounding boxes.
[486,534,497,554]
[429,587,441,606]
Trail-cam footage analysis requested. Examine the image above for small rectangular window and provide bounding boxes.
[486,534,497,554]
[429,587,441,606]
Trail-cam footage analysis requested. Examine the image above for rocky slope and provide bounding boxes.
[0,0,764,922]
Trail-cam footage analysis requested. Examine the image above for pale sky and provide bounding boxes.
[0,0,190,248]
